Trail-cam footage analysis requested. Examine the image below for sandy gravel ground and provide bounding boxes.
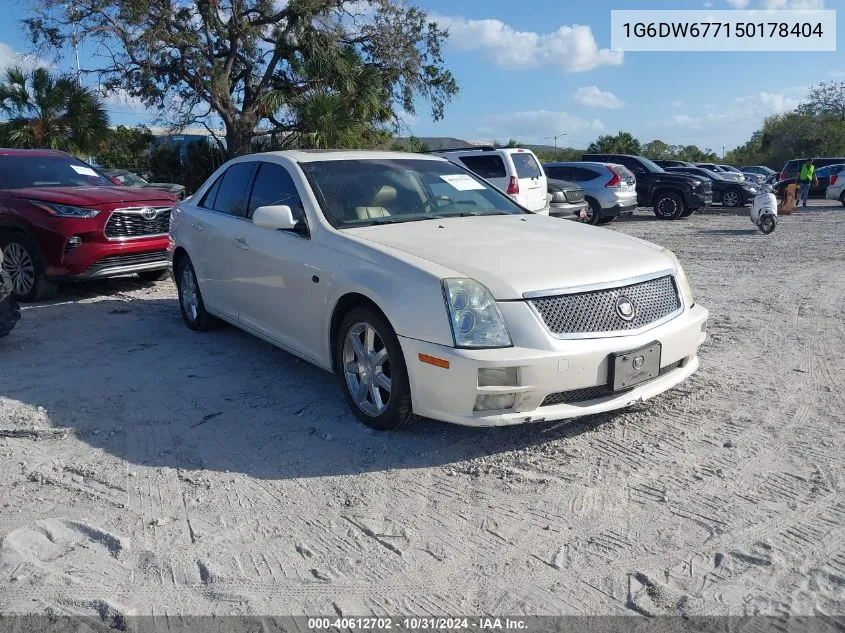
[0,202,844,620]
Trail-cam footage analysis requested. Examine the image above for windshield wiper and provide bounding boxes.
[348,215,438,227]
[435,210,511,218]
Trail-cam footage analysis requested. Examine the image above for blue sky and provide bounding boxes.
[0,0,841,154]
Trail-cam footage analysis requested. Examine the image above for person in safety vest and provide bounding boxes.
[798,158,817,208]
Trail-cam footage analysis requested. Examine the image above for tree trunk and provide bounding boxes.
[224,120,255,160]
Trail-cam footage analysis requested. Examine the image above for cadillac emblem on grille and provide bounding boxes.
[141,208,159,220]
[615,296,636,321]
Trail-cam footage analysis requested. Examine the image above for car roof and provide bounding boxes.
[543,161,614,168]
[247,150,447,164]
[0,148,72,157]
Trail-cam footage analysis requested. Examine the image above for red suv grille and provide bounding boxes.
[104,207,172,240]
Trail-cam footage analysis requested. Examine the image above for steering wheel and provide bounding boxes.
[412,195,454,214]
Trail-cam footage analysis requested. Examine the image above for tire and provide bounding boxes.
[0,233,57,302]
[336,306,414,431]
[759,215,776,235]
[840,192,845,207]
[597,215,616,225]
[721,189,742,208]
[652,191,686,220]
[175,255,216,331]
[584,199,602,225]
[0,296,20,338]
[137,269,169,282]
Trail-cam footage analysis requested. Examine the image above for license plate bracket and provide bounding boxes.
[609,342,662,391]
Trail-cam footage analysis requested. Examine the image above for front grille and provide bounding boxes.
[530,275,681,336]
[95,251,168,268]
[104,207,172,239]
[565,190,584,203]
[540,360,684,406]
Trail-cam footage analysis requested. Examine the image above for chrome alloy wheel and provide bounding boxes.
[343,322,392,417]
[722,190,740,207]
[2,243,35,296]
[179,264,199,322]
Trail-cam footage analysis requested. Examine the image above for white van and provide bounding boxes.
[432,147,550,214]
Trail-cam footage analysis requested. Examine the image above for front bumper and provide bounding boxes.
[399,303,708,427]
[689,192,712,209]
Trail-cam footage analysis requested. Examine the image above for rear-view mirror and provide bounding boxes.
[253,205,297,231]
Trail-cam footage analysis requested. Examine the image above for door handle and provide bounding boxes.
[234,237,249,250]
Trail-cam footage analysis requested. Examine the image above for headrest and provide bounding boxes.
[372,186,397,206]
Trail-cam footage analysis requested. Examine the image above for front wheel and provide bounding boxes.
[759,215,776,234]
[722,189,742,208]
[584,199,602,225]
[653,192,685,220]
[336,307,414,430]
[0,234,57,302]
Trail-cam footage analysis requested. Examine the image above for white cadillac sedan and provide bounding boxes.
[168,151,708,430]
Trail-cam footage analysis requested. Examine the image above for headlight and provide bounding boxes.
[442,278,512,348]
[550,192,566,203]
[29,200,100,218]
[690,180,701,187]
[662,248,695,307]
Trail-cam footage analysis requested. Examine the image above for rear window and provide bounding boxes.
[0,155,112,189]
[458,155,506,179]
[614,165,636,180]
[573,166,601,181]
[511,153,542,178]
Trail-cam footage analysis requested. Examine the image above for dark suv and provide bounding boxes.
[0,149,178,301]
[582,154,712,220]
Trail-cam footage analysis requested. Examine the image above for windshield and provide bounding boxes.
[638,156,665,173]
[0,155,113,189]
[300,158,526,229]
[120,171,149,186]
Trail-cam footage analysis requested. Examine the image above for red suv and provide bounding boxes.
[0,149,178,301]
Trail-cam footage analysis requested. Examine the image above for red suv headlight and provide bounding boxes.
[29,200,100,219]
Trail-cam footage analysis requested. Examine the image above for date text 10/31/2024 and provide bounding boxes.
[307,617,529,630]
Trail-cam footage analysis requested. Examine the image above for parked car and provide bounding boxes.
[546,179,589,220]
[0,149,178,301]
[779,157,845,182]
[431,146,549,214]
[718,164,752,181]
[170,150,708,429]
[740,165,776,183]
[772,164,845,198]
[582,154,712,219]
[653,160,694,169]
[666,166,759,207]
[543,161,637,225]
[695,163,744,182]
[102,168,187,199]
[0,251,20,338]
[825,165,845,206]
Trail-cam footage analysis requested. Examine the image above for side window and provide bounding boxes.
[511,153,542,178]
[620,157,645,174]
[545,166,572,181]
[574,167,600,181]
[199,174,224,209]
[458,155,507,179]
[213,162,257,218]
[247,162,305,222]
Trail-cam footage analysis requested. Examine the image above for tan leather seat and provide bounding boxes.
[355,186,397,220]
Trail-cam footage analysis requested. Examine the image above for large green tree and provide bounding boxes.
[25,0,457,158]
[93,125,155,172]
[0,66,108,154]
[586,131,641,155]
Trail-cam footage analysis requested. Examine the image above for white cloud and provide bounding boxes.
[96,87,145,109]
[474,109,605,143]
[726,0,824,7]
[672,100,685,107]
[667,91,800,129]
[573,86,624,109]
[433,15,623,72]
[0,42,47,73]
[725,0,750,6]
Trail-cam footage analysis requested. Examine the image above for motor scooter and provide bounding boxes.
[751,191,777,234]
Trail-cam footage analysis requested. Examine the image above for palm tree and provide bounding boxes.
[0,66,109,154]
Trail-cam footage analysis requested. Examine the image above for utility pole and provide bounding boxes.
[544,132,567,154]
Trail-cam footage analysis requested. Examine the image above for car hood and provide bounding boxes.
[345,214,673,300]
[8,186,177,207]
[650,171,704,186]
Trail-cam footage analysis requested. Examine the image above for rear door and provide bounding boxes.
[544,165,574,182]
[506,150,547,212]
[195,161,257,320]
[456,154,508,191]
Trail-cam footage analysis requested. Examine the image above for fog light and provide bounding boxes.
[478,367,518,387]
[64,236,82,253]
[474,393,516,412]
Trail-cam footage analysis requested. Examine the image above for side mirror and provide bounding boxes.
[253,205,297,231]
